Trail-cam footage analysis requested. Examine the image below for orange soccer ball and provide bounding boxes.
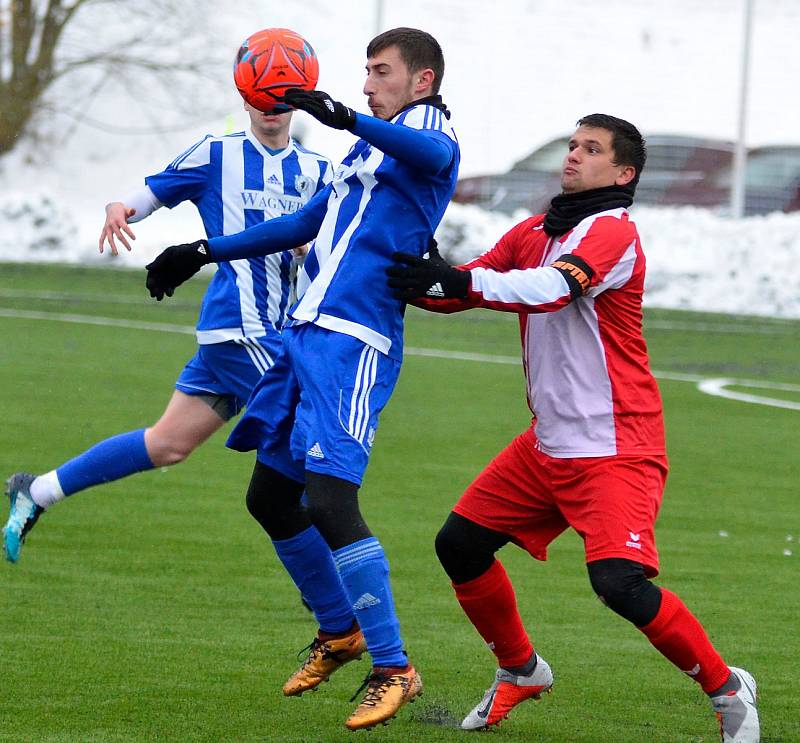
[233,28,319,113]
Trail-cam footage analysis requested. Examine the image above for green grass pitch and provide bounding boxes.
[0,263,797,742]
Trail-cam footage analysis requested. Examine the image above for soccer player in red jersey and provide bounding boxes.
[387,114,759,743]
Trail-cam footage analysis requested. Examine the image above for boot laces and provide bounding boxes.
[349,671,393,704]
[296,637,347,669]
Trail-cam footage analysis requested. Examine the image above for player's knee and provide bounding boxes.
[435,512,508,584]
[245,462,307,539]
[303,475,357,531]
[587,557,645,604]
[145,432,194,467]
[304,474,370,550]
[587,558,662,627]
[303,497,326,532]
[245,481,268,523]
[434,518,471,570]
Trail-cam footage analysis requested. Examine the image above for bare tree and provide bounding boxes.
[0,0,230,156]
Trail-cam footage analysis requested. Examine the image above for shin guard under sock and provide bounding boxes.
[56,429,154,496]
[273,526,355,634]
[639,587,731,693]
[333,538,406,668]
[453,559,533,668]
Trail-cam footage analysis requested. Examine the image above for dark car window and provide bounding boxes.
[712,150,800,188]
[746,152,800,187]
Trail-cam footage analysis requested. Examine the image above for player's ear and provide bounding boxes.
[615,164,636,187]
[415,68,435,94]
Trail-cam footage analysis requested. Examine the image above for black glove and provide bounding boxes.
[280,88,356,130]
[386,242,470,301]
[145,239,212,301]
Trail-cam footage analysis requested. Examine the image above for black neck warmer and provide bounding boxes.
[543,184,634,236]
[395,94,451,119]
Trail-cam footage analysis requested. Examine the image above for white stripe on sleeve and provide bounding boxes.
[470,265,572,308]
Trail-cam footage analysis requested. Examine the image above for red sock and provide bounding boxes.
[640,587,731,693]
[318,620,359,642]
[453,560,533,668]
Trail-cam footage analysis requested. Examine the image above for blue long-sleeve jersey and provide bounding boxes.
[208,101,460,361]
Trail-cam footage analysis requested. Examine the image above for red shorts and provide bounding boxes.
[453,428,668,577]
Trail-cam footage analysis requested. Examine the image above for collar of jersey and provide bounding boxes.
[245,129,293,159]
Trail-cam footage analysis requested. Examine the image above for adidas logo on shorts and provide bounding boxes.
[307,442,325,459]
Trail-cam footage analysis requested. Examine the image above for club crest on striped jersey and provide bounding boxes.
[294,174,313,193]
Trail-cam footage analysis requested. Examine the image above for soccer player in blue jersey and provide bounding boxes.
[3,100,332,564]
[145,27,460,730]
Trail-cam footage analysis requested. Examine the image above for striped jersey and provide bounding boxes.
[145,130,332,344]
[289,102,460,360]
[417,209,666,458]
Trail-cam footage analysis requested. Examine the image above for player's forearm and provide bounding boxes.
[352,114,453,174]
[117,186,162,223]
[466,266,574,314]
[208,190,327,261]
[410,296,477,314]
[208,213,317,261]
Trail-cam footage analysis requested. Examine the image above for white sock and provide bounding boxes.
[29,471,65,510]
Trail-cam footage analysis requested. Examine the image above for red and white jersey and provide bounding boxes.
[420,208,665,458]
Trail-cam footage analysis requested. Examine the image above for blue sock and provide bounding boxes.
[273,526,355,634]
[333,537,406,668]
[56,429,154,496]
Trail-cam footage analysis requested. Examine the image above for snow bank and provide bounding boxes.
[437,202,800,319]
[1,190,799,319]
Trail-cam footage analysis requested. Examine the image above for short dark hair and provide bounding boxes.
[367,27,445,95]
[577,113,647,188]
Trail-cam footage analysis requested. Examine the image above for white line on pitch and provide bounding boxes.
[1,308,797,411]
[3,289,798,335]
[0,308,195,335]
[696,378,800,411]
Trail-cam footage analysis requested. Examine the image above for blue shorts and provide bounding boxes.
[175,334,282,418]
[227,324,401,486]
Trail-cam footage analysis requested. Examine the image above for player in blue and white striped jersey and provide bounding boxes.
[145,27,459,731]
[3,101,331,565]
[149,116,331,345]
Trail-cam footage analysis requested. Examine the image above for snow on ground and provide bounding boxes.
[1,190,799,320]
[633,206,800,319]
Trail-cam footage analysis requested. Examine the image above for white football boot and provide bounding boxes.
[461,654,553,730]
[710,667,760,742]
